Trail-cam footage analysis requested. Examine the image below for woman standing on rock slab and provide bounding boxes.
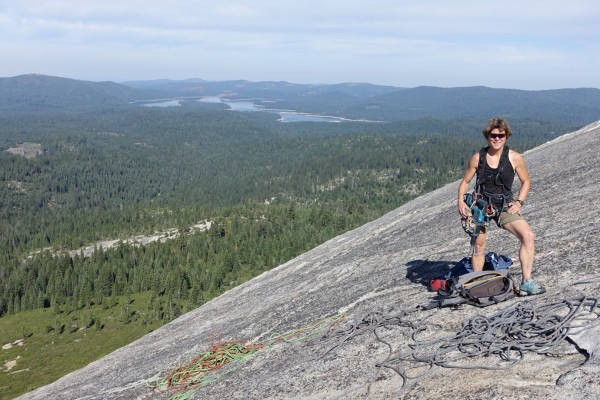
[457,117,544,295]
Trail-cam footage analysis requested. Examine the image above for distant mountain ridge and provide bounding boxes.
[0,74,144,111]
[2,74,600,125]
[122,78,400,99]
[121,78,600,122]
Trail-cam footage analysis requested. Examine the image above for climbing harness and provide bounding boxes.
[461,146,514,255]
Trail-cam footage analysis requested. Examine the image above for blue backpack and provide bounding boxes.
[445,252,512,279]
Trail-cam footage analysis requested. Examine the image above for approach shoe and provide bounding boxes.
[519,279,545,296]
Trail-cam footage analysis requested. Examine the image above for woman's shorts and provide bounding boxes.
[481,211,525,233]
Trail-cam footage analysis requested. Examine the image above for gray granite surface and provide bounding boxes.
[19,121,600,399]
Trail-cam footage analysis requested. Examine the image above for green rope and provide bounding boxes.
[147,312,346,399]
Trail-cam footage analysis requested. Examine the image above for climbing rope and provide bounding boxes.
[321,276,600,395]
[152,341,265,399]
[401,295,599,369]
[148,277,600,398]
[148,313,346,399]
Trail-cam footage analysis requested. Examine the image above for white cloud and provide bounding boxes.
[1,0,599,88]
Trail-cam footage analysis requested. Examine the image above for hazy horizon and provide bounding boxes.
[1,1,599,90]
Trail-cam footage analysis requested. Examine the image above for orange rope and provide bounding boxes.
[149,313,346,399]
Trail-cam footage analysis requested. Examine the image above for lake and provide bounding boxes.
[136,99,182,107]
[135,96,352,123]
[199,97,345,122]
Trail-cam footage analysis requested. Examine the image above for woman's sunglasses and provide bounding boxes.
[489,133,506,139]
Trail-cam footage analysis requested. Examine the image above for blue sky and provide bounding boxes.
[1,1,599,89]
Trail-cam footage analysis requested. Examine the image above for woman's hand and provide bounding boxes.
[458,199,470,218]
[507,200,522,215]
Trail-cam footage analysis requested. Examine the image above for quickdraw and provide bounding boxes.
[461,191,492,237]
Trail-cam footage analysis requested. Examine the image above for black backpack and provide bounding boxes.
[424,269,515,309]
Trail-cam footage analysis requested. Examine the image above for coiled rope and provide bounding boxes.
[148,313,346,400]
[322,276,600,395]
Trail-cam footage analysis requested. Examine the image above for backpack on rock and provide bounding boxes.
[425,253,515,309]
[428,252,512,292]
[425,269,515,309]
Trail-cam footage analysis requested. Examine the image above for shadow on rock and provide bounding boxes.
[405,259,456,288]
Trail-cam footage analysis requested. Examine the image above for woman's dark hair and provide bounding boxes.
[482,117,513,138]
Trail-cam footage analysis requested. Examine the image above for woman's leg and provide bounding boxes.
[502,219,535,281]
[471,232,487,271]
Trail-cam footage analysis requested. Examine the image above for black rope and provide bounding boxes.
[321,276,600,396]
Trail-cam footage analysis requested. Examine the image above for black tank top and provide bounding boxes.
[479,151,515,207]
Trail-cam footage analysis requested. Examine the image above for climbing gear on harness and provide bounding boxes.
[461,193,490,237]
[424,269,515,309]
[461,146,514,239]
[460,213,477,236]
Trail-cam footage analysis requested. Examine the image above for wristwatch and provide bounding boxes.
[515,199,524,205]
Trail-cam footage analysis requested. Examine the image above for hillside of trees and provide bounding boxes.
[1,106,477,316]
[2,74,598,316]
[2,75,597,319]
